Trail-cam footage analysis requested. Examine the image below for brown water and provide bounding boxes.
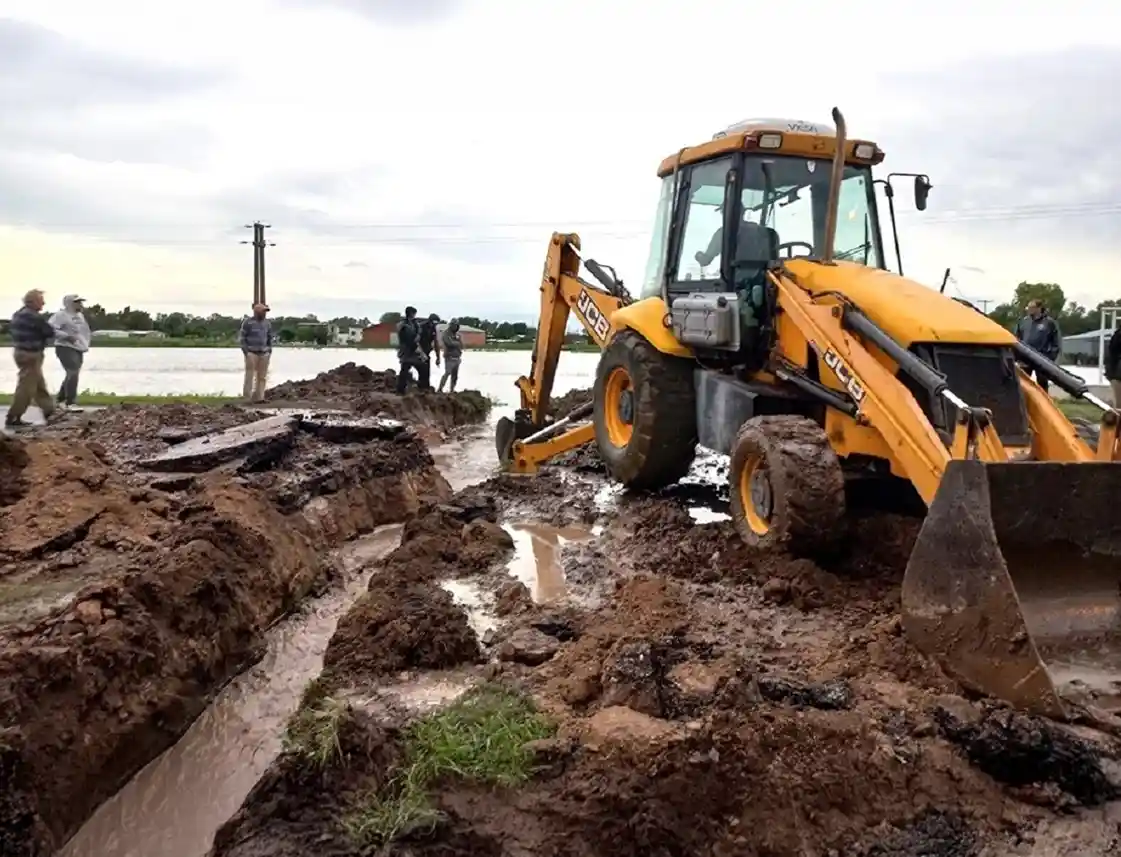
[57,526,403,857]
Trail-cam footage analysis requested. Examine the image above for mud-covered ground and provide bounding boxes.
[0,369,492,857]
[207,402,1121,857]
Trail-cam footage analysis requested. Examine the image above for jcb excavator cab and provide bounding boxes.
[642,118,893,374]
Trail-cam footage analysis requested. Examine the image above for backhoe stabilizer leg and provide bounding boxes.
[505,422,596,474]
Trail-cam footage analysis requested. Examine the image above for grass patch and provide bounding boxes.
[282,690,350,769]
[1057,399,1106,422]
[343,684,554,847]
[0,391,238,406]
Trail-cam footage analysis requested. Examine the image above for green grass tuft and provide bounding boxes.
[282,694,350,769]
[343,684,553,847]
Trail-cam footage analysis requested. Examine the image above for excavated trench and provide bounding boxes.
[0,370,494,857]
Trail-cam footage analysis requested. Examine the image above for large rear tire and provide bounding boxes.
[729,415,846,555]
[593,331,697,490]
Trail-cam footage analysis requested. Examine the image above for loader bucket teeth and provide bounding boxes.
[902,459,1121,720]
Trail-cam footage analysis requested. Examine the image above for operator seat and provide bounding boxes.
[732,220,779,365]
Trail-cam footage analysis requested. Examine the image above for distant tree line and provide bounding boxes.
[377,311,536,342]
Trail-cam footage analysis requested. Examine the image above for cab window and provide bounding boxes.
[673,157,733,287]
[640,177,674,299]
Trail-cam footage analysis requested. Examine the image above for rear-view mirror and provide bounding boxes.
[914,175,932,211]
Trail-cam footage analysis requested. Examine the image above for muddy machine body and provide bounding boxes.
[499,110,1121,720]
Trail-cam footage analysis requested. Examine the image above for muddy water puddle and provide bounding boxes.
[58,526,403,857]
[442,521,597,636]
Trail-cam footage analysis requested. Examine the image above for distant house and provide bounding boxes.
[327,323,364,345]
[361,321,486,348]
[1062,327,1119,363]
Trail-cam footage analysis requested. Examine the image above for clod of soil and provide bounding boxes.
[934,703,1121,805]
[323,578,480,682]
[0,410,451,856]
[0,435,30,507]
[378,495,515,584]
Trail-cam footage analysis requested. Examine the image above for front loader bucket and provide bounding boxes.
[902,459,1121,719]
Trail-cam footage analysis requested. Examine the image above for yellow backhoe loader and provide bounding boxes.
[496,108,1121,721]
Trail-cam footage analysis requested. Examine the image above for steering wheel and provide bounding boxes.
[776,241,814,259]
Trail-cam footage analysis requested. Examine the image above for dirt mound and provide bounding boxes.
[267,362,397,399]
[264,362,491,429]
[377,495,515,584]
[548,387,592,417]
[324,578,480,682]
[0,415,451,855]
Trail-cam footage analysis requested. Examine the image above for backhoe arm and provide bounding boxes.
[516,232,628,427]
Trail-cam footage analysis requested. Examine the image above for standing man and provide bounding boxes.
[395,306,429,393]
[239,302,274,403]
[1106,325,1121,406]
[419,313,441,384]
[437,319,463,392]
[6,289,58,428]
[1015,299,1062,392]
[50,294,91,409]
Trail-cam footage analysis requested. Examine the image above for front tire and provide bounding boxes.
[729,415,846,555]
[593,332,697,490]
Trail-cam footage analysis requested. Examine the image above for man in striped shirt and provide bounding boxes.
[6,289,59,428]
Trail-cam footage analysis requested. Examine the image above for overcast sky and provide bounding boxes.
[1,0,1119,321]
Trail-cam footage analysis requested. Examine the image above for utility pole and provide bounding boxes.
[973,298,992,313]
[240,222,275,305]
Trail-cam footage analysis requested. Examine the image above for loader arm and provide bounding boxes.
[769,268,960,504]
[515,232,628,426]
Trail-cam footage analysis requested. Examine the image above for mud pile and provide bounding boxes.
[207,463,1121,857]
[0,412,452,856]
[264,362,490,429]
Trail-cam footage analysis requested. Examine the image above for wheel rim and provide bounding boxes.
[603,366,634,447]
[739,453,773,535]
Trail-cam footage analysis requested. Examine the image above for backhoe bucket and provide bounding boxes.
[902,459,1121,719]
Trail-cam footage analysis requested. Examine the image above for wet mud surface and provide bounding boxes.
[0,380,488,856]
[206,416,1121,857]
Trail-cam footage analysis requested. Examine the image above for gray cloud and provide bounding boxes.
[343,260,369,268]
[0,18,224,111]
[0,17,226,232]
[280,0,466,26]
[879,47,1121,245]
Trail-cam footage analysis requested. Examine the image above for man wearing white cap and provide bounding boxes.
[239,302,275,403]
[49,294,92,408]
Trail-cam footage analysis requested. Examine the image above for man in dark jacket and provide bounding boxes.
[1015,299,1062,393]
[7,289,59,428]
[1106,326,1121,406]
[395,306,429,393]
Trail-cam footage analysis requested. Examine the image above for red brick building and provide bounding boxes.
[361,322,487,348]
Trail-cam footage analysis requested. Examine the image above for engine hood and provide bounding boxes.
[783,260,1016,348]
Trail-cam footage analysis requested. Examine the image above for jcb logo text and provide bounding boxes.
[576,289,611,344]
[822,349,866,403]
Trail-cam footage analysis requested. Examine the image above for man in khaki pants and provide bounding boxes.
[238,302,274,403]
[6,289,59,428]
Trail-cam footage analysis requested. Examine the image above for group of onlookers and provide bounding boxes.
[5,290,90,428]
[395,306,464,393]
